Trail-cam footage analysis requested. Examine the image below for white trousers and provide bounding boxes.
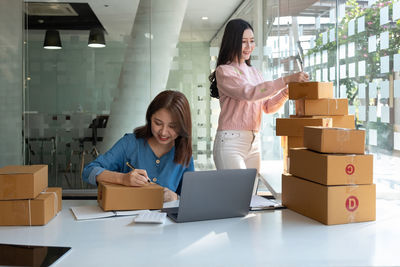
[213,130,260,194]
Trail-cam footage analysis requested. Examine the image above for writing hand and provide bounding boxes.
[123,169,151,186]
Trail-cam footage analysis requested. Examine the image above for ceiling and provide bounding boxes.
[25,0,243,42]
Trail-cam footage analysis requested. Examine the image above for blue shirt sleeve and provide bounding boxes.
[82,134,134,185]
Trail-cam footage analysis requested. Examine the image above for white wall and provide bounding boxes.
[0,0,23,166]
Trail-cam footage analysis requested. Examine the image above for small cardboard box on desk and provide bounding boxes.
[0,188,62,226]
[0,165,48,200]
[98,182,164,211]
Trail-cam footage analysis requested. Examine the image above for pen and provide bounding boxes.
[126,162,151,183]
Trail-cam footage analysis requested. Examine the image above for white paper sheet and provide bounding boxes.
[394,132,400,151]
[394,54,400,72]
[348,42,355,57]
[340,64,347,79]
[358,61,366,77]
[250,195,283,210]
[348,19,355,36]
[358,16,365,33]
[70,206,149,221]
[316,69,321,81]
[381,56,389,73]
[395,80,400,97]
[329,28,335,42]
[380,31,389,50]
[380,80,389,98]
[322,50,328,63]
[323,68,328,81]
[340,84,347,98]
[359,106,366,121]
[369,82,377,98]
[340,44,346,59]
[380,6,389,25]
[323,31,328,45]
[349,63,356,78]
[330,67,336,81]
[381,106,390,123]
[369,106,377,122]
[358,83,366,98]
[368,35,377,53]
[394,2,400,21]
[369,129,377,146]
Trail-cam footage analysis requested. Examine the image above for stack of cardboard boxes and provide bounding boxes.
[277,82,376,225]
[276,82,357,172]
[0,165,62,226]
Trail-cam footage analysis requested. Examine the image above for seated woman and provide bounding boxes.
[82,90,194,202]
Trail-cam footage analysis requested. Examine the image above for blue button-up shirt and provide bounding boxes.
[82,134,194,192]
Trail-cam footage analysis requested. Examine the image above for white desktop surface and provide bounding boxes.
[0,199,399,267]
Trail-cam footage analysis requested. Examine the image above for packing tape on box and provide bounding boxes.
[40,189,58,217]
[337,129,351,152]
[346,185,358,223]
[28,199,32,226]
[347,156,356,184]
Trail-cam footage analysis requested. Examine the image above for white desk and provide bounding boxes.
[0,199,399,266]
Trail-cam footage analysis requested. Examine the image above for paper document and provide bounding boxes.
[70,206,149,221]
[250,195,284,210]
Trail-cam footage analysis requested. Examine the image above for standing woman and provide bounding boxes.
[82,90,194,202]
[209,19,308,190]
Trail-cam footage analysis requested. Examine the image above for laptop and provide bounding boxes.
[163,169,257,223]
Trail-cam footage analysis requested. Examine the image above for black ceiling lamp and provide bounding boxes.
[43,30,62,50]
[88,28,106,48]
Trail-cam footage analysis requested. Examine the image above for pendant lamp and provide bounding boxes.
[43,30,62,49]
[88,28,106,48]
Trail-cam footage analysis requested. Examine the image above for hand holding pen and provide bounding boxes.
[123,162,151,186]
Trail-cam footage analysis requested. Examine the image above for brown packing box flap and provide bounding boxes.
[304,126,365,154]
[295,98,348,116]
[98,182,164,211]
[287,136,304,149]
[276,117,332,136]
[0,165,48,200]
[0,187,62,226]
[295,115,356,129]
[282,174,376,225]
[289,148,373,185]
[0,244,47,267]
[288,82,333,100]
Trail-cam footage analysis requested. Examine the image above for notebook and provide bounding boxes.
[163,169,256,223]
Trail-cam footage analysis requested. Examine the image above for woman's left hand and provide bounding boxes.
[163,187,178,202]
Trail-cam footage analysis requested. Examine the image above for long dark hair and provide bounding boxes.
[209,18,254,98]
[134,90,192,166]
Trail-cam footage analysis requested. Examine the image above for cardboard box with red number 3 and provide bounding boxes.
[289,148,373,185]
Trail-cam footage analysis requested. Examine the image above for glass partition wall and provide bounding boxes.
[22,0,400,199]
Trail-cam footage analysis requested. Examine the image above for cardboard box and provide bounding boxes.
[303,126,365,154]
[289,148,373,185]
[282,174,376,225]
[0,165,48,200]
[0,244,48,267]
[98,182,164,211]
[291,114,355,129]
[276,118,332,136]
[0,187,62,226]
[295,98,348,116]
[287,136,304,149]
[288,82,333,100]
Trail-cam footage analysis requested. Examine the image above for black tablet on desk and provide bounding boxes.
[0,243,71,267]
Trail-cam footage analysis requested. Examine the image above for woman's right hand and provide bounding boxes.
[122,169,150,187]
[283,72,309,85]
